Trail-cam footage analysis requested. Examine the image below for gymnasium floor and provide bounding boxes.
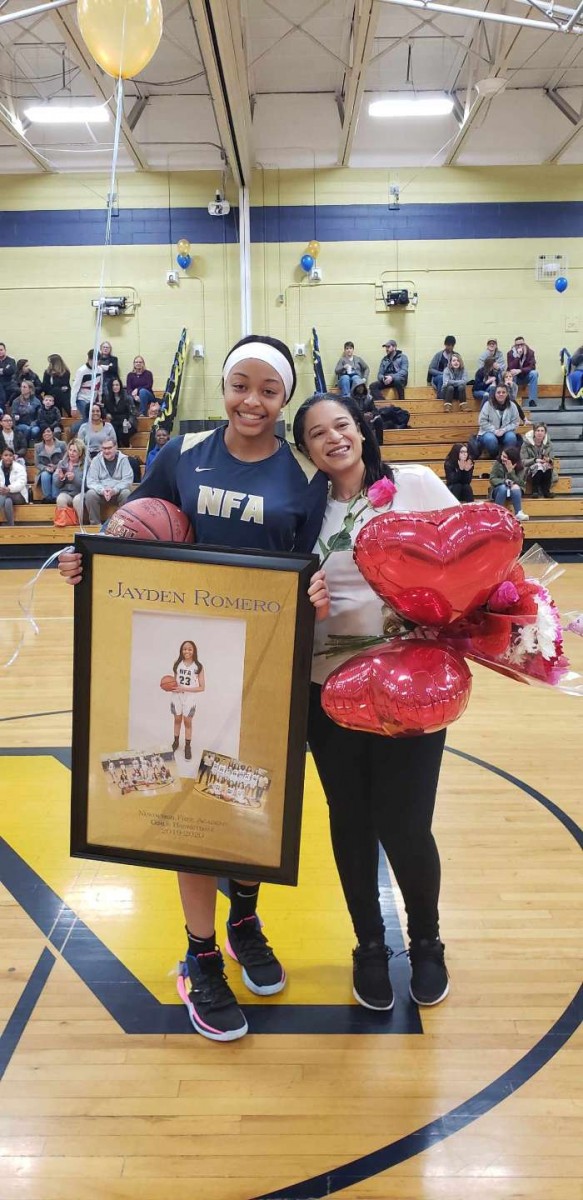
[0,565,581,1200]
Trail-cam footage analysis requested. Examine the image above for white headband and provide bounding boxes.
[222,342,294,401]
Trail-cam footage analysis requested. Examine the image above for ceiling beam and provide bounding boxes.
[0,105,52,169]
[443,5,524,165]
[545,86,580,123]
[186,0,253,187]
[51,6,147,168]
[338,0,379,166]
[127,96,149,131]
[545,106,583,159]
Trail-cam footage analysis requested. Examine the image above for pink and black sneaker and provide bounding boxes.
[177,949,248,1041]
[225,916,286,996]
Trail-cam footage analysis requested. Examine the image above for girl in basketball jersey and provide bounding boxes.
[170,640,205,761]
[59,334,330,1044]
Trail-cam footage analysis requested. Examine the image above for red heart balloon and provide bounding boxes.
[354,504,523,628]
[322,639,472,737]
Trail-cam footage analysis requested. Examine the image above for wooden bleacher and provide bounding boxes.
[376,386,582,545]
[3,391,583,550]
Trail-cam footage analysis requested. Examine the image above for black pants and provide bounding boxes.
[370,379,405,404]
[443,384,466,404]
[531,469,552,497]
[308,684,445,946]
[447,481,474,503]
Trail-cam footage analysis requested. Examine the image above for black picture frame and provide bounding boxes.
[70,534,318,885]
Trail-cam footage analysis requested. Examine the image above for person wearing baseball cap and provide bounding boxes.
[370,338,409,404]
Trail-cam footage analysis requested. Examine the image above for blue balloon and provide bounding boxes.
[300,253,315,272]
[177,253,192,269]
[555,276,568,293]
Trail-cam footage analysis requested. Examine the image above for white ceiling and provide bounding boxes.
[0,0,583,173]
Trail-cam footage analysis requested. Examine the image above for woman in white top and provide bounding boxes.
[293,393,458,1014]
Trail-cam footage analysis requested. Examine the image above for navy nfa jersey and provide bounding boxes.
[132,427,328,552]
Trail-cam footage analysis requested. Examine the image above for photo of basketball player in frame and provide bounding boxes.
[70,535,318,885]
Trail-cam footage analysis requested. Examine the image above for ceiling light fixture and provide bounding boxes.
[24,105,110,124]
[369,95,455,118]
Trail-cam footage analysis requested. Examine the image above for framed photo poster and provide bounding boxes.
[70,535,318,884]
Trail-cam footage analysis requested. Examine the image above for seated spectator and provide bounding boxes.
[333,341,369,397]
[37,394,63,440]
[147,399,162,420]
[11,358,42,400]
[489,447,529,521]
[427,335,456,395]
[54,438,86,513]
[500,369,525,421]
[444,442,474,502]
[566,345,583,402]
[507,335,539,407]
[103,377,137,448]
[0,343,16,410]
[521,423,556,498]
[34,428,67,502]
[78,403,116,458]
[127,355,155,416]
[473,357,498,405]
[10,381,41,444]
[99,340,119,387]
[370,339,408,403]
[71,350,104,419]
[478,384,521,458]
[442,353,468,411]
[0,412,27,458]
[42,354,71,416]
[145,426,170,472]
[476,338,505,373]
[350,379,384,445]
[76,436,133,524]
[0,447,28,524]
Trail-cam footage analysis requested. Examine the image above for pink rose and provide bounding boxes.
[488,580,520,611]
[368,477,397,509]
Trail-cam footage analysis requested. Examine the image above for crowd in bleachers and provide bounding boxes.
[0,339,161,525]
[332,332,571,523]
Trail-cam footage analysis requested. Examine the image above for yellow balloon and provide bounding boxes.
[307,240,321,258]
[177,238,191,253]
[77,0,163,80]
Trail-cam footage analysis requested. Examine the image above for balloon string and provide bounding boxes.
[78,74,125,526]
[0,549,65,669]
[3,78,126,672]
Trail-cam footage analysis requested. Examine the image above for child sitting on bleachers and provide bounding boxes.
[442,354,468,412]
[36,394,63,440]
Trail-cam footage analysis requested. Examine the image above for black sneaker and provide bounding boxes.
[177,950,248,1041]
[172,737,179,752]
[225,916,286,996]
[184,741,192,761]
[409,939,449,1006]
[352,942,394,1011]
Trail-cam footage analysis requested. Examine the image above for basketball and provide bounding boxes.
[160,675,177,692]
[105,497,194,543]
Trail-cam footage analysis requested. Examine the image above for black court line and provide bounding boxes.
[0,709,72,724]
[0,749,420,1036]
[0,947,55,1080]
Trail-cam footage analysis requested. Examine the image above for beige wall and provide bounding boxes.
[0,166,580,424]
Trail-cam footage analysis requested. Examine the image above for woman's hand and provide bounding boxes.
[58,549,83,585]
[308,568,330,621]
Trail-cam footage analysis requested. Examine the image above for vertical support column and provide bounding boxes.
[239,185,252,336]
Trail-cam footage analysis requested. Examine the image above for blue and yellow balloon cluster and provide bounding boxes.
[300,240,321,273]
[176,239,192,270]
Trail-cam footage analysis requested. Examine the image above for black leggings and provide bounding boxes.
[447,481,474,503]
[308,684,445,946]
